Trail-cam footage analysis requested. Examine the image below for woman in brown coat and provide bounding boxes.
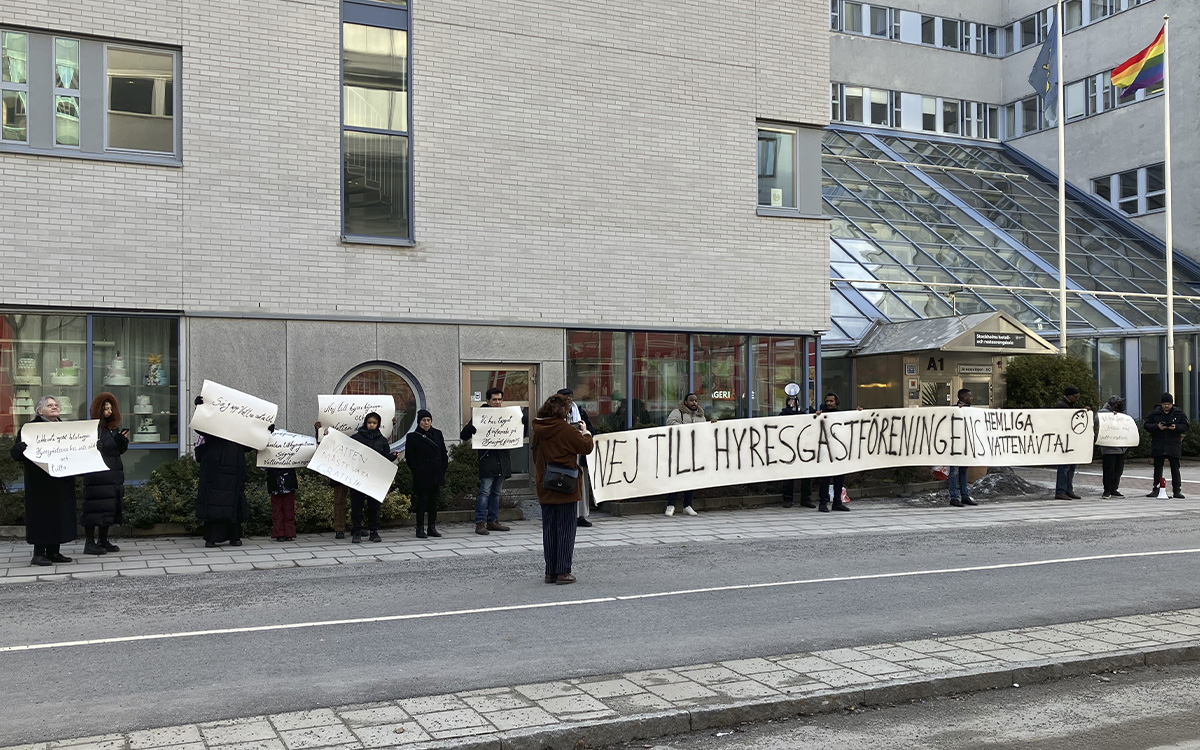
[531,393,594,585]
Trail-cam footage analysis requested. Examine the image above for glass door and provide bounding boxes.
[461,364,537,475]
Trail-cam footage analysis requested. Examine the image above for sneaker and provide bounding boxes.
[352,534,363,543]
[335,531,345,540]
[682,506,698,516]
[1147,490,1159,498]
[1110,491,1124,498]
[475,522,490,535]
[1101,493,1111,499]
[1173,491,1186,499]
[369,532,382,543]
[962,498,977,506]
[831,503,851,512]
[664,505,675,517]
[486,521,510,532]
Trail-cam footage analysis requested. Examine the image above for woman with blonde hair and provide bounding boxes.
[531,393,594,585]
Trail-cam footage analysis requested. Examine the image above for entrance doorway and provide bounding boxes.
[461,364,537,475]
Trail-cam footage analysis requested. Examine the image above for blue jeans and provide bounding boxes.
[948,466,969,501]
[475,475,502,523]
[1055,464,1075,494]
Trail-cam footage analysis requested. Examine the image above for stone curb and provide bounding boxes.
[415,644,1200,750]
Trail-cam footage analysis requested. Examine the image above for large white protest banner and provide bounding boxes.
[257,430,319,469]
[588,406,1094,503]
[190,380,277,450]
[19,419,109,478]
[317,395,396,440]
[307,426,397,502]
[1096,411,1141,448]
[471,406,524,450]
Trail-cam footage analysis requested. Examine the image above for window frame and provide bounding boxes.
[1,30,30,145]
[52,37,81,149]
[756,123,799,210]
[1091,163,1167,216]
[104,43,178,156]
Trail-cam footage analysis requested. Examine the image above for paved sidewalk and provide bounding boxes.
[4,496,1200,584]
[7,608,1200,750]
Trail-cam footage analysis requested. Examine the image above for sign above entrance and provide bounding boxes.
[959,364,994,375]
[974,332,1026,349]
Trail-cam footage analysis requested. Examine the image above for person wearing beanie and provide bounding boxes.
[1052,386,1086,500]
[557,388,595,527]
[405,409,448,538]
[1098,395,1130,499]
[1144,392,1189,499]
[348,411,398,543]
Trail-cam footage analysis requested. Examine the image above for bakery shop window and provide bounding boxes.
[2,313,86,431]
[336,361,425,449]
[91,315,179,448]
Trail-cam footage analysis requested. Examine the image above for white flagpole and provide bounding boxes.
[1055,1,1067,356]
[1162,14,1175,388]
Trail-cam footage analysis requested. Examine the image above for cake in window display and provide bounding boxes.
[104,352,131,386]
[51,357,79,386]
[13,389,35,416]
[134,394,153,414]
[14,355,41,385]
[144,354,167,386]
[57,395,74,415]
[133,416,160,443]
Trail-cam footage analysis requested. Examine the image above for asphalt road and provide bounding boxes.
[4,510,1200,745]
[632,660,1200,750]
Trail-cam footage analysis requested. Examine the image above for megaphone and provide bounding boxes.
[784,382,801,397]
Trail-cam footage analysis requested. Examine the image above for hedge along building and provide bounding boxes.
[0,0,832,480]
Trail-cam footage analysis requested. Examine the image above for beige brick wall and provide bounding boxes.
[2,0,830,333]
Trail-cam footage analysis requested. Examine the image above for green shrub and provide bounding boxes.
[0,435,21,494]
[1184,426,1200,457]
[1004,355,1099,410]
[0,489,24,525]
[444,441,480,509]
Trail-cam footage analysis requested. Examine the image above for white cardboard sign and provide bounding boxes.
[589,406,1094,503]
[19,419,109,478]
[317,395,396,440]
[190,380,278,450]
[257,430,319,469]
[307,426,397,502]
[471,406,524,450]
[1095,411,1141,447]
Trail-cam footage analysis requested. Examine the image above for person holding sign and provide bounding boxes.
[1098,396,1131,499]
[779,393,816,509]
[1053,387,1087,500]
[664,393,717,516]
[817,393,853,513]
[266,468,298,541]
[81,393,129,555]
[405,409,448,539]
[1145,393,1190,499]
[315,421,351,539]
[947,389,977,508]
[349,412,398,543]
[194,395,259,548]
[460,388,521,535]
[9,396,78,567]
[532,393,594,585]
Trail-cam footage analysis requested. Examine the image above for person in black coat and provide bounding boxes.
[266,467,298,541]
[405,409,448,539]
[1145,392,1190,499]
[10,396,78,567]
[459,387,525,535]
[193,395,259,548]
[81,392,128,555]
[779,395,816,509]
[350,411,398,543]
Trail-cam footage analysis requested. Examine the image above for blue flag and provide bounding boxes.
[1028,19,1059,124]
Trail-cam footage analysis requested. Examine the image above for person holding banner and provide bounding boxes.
[1145,393,1189,499]
[349,412,398,543]
[405,409,448,539]
[316,421,351,540]
[531,393,594,585]
[1098,395,1131,499]
[779,394,816,509]
[81,393,129,555]
[816,392,852,513]
[664,393,717,516]
[194,396,257,547]
[460,387,520,535]
[9,396,78,567]
[1053,387,1086,500]
[947,389,977,508]
[265,467,298,541]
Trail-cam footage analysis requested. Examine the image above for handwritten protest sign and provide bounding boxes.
[471,406,524,450]
[19,419,109,478]
[257,430,318,469]
[588,407,1094,503]
[317,395,396,440]
[190,380,277,450]
[1096,411,1140,447]
[307,426,397,502]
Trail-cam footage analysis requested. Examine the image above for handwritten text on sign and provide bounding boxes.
[471,406,524,450]
[317,395,396,440]
[190,380,277,450]
[20,419,109,478]
[307,427,397,502]
[588,407,1094,503]
[257,430,319,469]
[1095,411,1140,448]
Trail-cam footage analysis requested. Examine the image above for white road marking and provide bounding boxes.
[4,548,1200,654]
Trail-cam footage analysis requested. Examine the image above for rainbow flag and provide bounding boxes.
[1111,27,1165,96]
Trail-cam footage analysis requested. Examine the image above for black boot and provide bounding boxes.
[83,526,105,555]
[416,512,427,538]
[427,509,440,537]
[818,501,830,513]
[99,526,119,552]
[832,502,851,512]
[30,544,52,567]
[426,525,441,538]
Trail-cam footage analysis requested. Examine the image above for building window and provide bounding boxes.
[342,1,412,244]
[844,86,864,123]
[757,124,797,208]
[336,362,424,448]
[941,19,960,50]
[566,331,628,433]
[830,0,840,30]
[869,5,890,37]
[53,39,80,147]
[1092,163,1166,216]
[869,88,890,126]
[1064,80,1086,121]
[920,15,936,44]
[830,83,841,121]
[107,47,174,153]
[843,2,864,33]
[1,31,28,143]
[942,99,961,135]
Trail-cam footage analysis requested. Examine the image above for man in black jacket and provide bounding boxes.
[460,387,517,535]
[817,393,851,512]
[1145,392,1190,499]
[1053,386,1085,500]
[779,395,816,508]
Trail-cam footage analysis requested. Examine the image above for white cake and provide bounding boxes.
[104,354,131,386]
[57,395,74,414]
[14,355,40,385]
[50,358,79,386]
[134,394,153,414]
[13,389,34,416]
[132,416,160,443]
